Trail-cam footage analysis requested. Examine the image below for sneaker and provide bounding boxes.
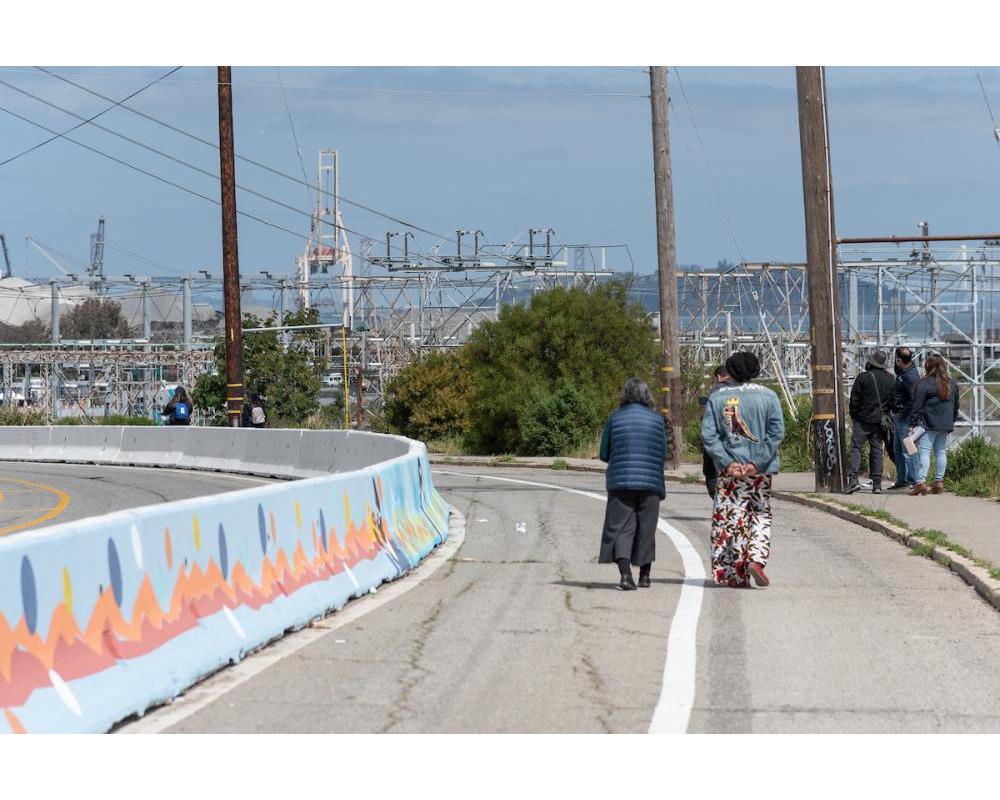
[619,574,637,591]
[747,562,770,588]
[886,482,910,491]
[844,482,861,495]
[872,485,882,494]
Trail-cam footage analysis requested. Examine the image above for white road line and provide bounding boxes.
[116,508,466,734]
[436,469,705,735]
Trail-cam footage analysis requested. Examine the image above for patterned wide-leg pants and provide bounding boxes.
[710,473,773,587]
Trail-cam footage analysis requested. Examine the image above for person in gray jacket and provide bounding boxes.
[701,352,785,588]
[846,351,896,494]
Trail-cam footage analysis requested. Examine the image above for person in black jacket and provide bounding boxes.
[846,351,896,494]
[889,347,920,489]
[908,353,960,496]
[598,378,667,591]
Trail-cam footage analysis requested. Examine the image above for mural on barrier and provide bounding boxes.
[0,446,448,733]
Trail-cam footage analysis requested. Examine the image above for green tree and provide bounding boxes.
[193,309,324,426]
[517,381,601,456]
[384,350,471,442]
[463,283,658,454]
[60,298,131,339]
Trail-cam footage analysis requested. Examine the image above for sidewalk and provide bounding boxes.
[430,453,1000,575]
[775,472,1000,569]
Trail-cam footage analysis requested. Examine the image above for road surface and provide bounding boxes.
[0,461,274,537]
[116,466,1000,734]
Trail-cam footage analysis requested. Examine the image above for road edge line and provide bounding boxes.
[435,468,705,735]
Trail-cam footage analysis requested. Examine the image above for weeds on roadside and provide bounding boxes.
[551,458,569,471]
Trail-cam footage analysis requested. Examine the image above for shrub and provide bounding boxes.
[463,283,657,454]
[944,436,1000,497]
[0,407,48,426]
[383,350,471,441]
[517,382,601,456]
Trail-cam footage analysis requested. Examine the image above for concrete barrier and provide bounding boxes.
[0,432,449,733]
[58,427,124,464]
[0,427,40,462]
[0,426,414,478]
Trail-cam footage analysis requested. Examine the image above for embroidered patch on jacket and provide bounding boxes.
[722,396,760,442]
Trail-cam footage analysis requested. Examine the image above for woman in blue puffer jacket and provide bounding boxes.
[598,378,666,591]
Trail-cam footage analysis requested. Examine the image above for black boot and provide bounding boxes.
[638,563,651,588]
[617,558,636,591]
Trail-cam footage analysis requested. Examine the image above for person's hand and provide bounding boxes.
[743,463,759,477]
[725,462,744,477]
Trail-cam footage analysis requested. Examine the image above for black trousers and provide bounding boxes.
[598,489,660,566]
[849,419,884,485]
[702,448,718,498]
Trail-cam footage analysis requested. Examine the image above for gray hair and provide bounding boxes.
[620,378,655,409]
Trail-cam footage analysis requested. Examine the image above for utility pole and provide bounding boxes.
[218,66,244,427]
[649,66,683,469]
[796,66,847,493]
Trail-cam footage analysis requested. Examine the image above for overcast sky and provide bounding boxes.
[2,65,1000,279]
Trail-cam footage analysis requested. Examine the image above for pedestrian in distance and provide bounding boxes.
[888,346,920,489]
[163,385,192,426]
[699,364,734,499]
[908,353,960,496]
[598,378,667,591]
[242,391,267,429]
[845,351,896,494]
[700,351,785,589]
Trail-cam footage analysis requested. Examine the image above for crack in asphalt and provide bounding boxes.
[379,597,445,733]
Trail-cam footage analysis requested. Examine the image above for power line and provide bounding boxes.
[275,67,314,210]
[974,67,1000,139]
[0,66,181,168]
[2,66,650,97]
[28,67,557,266]
[0,97,519,276]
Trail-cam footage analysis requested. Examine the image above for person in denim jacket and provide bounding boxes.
[701,352,785,588]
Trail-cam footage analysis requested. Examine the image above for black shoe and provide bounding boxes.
[638,574,651,589]
[844,482,861,495]
[872,484,882,494]
[887,482,910,491]
[619,574,637,591]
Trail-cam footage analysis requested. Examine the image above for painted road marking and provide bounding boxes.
[117,508,466,734]
[436,469,705,735]
[0,477,70,536]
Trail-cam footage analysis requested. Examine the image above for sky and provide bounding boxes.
[2,65,1000,281]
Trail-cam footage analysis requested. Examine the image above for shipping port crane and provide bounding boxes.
[0,233,11,278]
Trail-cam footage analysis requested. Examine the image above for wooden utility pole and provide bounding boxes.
[649,66,683,469]
[218,66,245,427]
[796,66,847,493]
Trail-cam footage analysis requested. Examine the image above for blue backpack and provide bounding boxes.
[173,401,190,422]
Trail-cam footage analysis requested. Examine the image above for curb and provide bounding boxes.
[428,455,697,484]
[775,491,1000,613]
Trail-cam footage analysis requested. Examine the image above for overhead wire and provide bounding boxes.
[275,66,314,211]
[29,67,570,267]
[0,66,182,168]
[2,66,650,97]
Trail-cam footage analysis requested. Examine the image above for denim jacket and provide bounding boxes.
[700,382,785,474]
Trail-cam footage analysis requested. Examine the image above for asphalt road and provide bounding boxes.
[0,461,275,537]
[117,466,1000,734]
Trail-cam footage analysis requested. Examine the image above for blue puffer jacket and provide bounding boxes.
[599,403,667,498]
[701,382,785,474]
